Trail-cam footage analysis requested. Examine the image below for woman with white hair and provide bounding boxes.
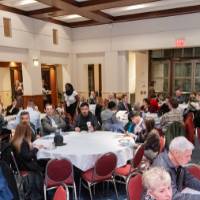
[143,167,172,200]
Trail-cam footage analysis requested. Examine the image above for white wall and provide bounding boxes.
[2,10,200,100]
[0,68,12,106]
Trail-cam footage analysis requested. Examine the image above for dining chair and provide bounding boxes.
[126,172,143,200]
[44,159,77,200]
[185,112,195,144]
[187,164,200,180]
[115,144,144,184]
[79,152,118,200]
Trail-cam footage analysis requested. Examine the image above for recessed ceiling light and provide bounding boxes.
[19,0,37,6]
[124,4,148,11]
[60,14,82,20]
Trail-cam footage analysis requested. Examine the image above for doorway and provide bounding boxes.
[41,64,58,106]
[0,62,23,107]
[88,64,102,97]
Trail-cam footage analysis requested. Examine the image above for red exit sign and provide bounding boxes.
[176,39,185,47]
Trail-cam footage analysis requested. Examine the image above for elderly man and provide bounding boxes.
[152,136,200,200]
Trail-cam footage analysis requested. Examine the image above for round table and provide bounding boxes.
[33,131,134,171]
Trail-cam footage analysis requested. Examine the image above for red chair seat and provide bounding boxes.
[115,164,135,177]
[82,168,112,183]
[46,176,73,188]
[187,165,200,180]
[53,186,67,200]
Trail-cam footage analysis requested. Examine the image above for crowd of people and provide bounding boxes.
[0,83,200,200]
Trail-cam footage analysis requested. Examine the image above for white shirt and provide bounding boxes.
[64,91,78,107]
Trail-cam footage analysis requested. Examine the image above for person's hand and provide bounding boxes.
[36,135,41,139]
[75,127,80,132]
[34,144,44,149]
[89,126,94,132]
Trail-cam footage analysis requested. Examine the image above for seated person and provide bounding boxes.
[141,98,150,113]
[152,136,200,200]
[15,100,40,131]
[0,160,19,200]
[124,111,135,133]
[0,105,10,138]
[75,102,100,132]
[41,104,67,135]
[160,98,183,126]
[20,111,39,141]
[175,88,185,104]
[101,101,124,133]
[6,99,19,116]
[142,167,172,200]
[130,111,146,143]
[95,97,104,125]
[11,124,43,200]
[144,129,161,162]
[149,98,159,113]
[118,94,132,112]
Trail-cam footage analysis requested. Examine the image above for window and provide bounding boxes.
[195,63,200,91]
[173,62,192,92]
[3,17,12,37]
[52,29,58,45]
[151,61,169,93]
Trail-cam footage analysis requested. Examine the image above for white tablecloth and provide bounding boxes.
[34,131,134,171]
[116,111,128,126]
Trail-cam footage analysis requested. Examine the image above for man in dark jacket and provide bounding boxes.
[75,102,100,132]
[118,94,132,112]
[6,99,19,116]
[152,136,200,200]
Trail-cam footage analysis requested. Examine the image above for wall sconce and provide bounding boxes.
[33,58,39,67]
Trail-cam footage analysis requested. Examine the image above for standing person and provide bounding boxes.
[64,83,79,121]
[88,91,96,104]
[14,80,23,108]
[11,124,44,200]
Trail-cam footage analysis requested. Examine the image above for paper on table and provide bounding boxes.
[182,187,200,195]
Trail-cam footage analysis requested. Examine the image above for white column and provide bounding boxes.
[22,49,42,95]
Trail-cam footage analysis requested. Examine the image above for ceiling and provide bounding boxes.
[1,0,200,27]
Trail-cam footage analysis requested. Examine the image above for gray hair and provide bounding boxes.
[169,136,194,152]
[142,167,171,190]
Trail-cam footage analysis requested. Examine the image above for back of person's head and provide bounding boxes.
[128,111,134,122]
[143,167,171,192]
[27,100,35,108]
[169,136,194,152]
[108,101,116,110]
[169,98,179,109]
[11,124,32,153]
[80,102,89,108]
[145,119,155,133]
[143,98,150,105]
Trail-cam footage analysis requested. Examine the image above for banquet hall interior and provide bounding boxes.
[1,0,200,200]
